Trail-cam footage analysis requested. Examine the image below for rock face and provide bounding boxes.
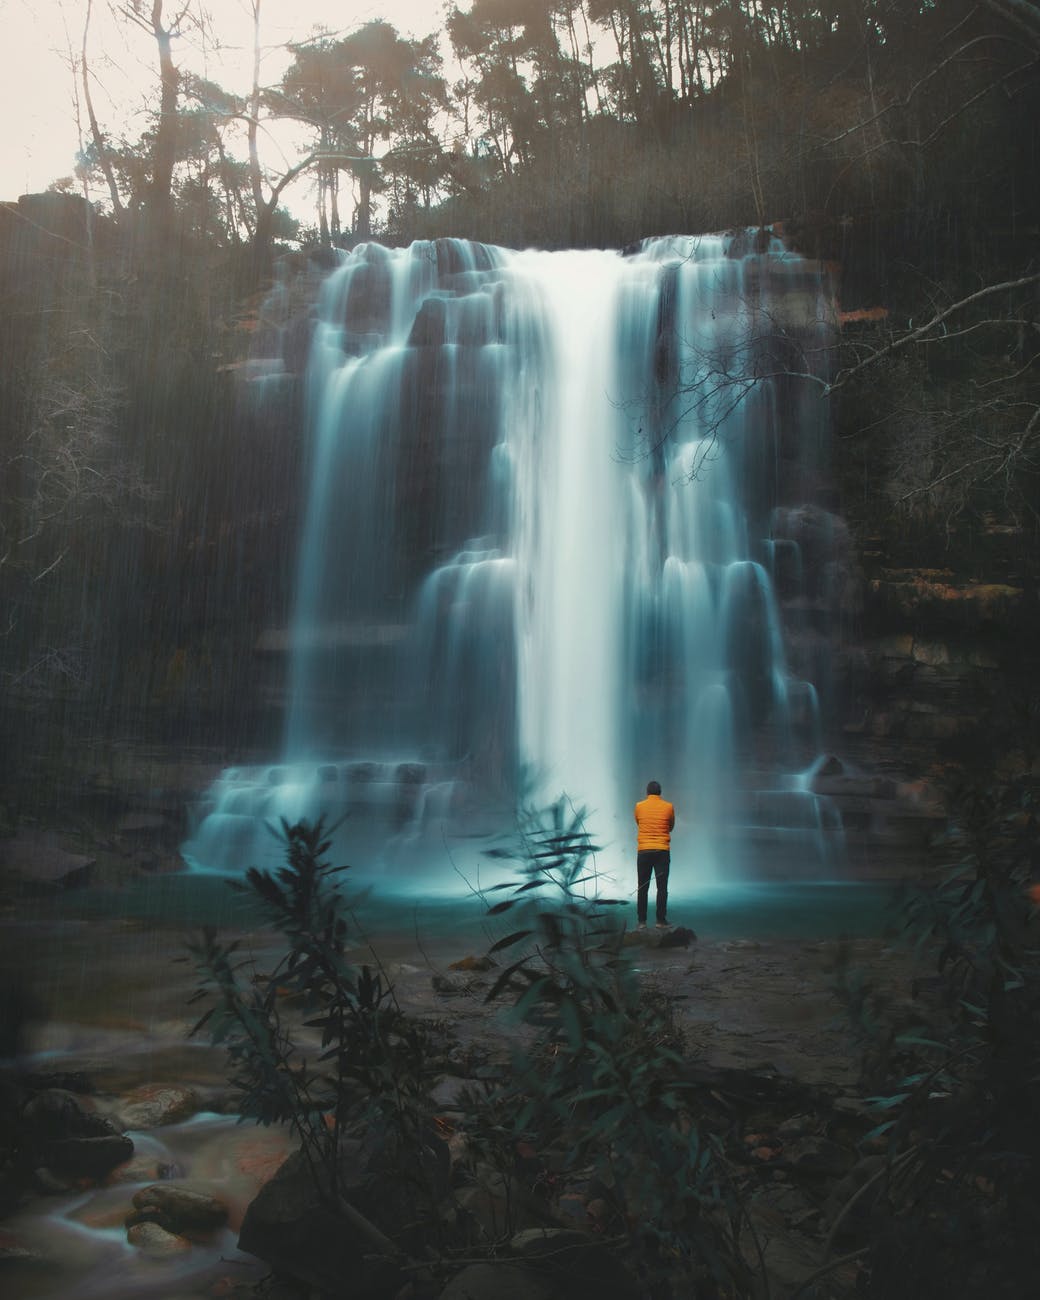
[0,831,96,889]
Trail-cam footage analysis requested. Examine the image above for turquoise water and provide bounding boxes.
[35,873,898,942]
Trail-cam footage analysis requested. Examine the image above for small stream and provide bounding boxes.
[3,1111,290,1299]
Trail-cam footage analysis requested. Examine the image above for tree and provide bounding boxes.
[118,0,206,241]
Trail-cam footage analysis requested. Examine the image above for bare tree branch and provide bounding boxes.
[828,273,1040,394]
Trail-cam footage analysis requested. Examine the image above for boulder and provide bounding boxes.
[43,1135,134,1180]
[126,1221,192,1258]
[23,1088,134,1180]
[116,1083,199,1129]
[237,1133,448,1297]
[130,1183,229,1234]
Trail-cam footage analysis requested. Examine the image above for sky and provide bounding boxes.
[1,0,448,212]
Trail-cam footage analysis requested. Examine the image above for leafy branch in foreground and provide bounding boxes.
[471,796,755,1298]
[184,818,448,1272]
[833,721,1040,1300]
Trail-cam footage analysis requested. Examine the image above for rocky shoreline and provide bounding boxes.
[0,887,916,1299]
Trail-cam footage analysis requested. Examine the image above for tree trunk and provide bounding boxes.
[82,0,125,220]
[148,1,179,239]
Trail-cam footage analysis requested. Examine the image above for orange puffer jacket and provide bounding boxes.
[634,794,675,850]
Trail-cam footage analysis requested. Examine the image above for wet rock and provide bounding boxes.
[432,974,467,995]
[408,296,447,347]
[439,1262,554,1300]
[131,1182,229,1233]
[127,1220,193,1258]
[23,1089,104,1137]
[22,1087,134,1179]
[116,1083,200,1129]
[33,1165,77,1194]
[44,1134,135,1180]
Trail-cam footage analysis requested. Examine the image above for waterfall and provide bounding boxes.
[183,233,842,887]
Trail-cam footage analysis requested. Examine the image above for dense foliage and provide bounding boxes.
[833,697,1040,1299]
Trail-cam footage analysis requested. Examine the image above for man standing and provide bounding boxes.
[634,780,675,930]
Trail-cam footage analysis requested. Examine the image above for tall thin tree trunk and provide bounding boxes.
[149,1,179,238]
[82,0,124,221]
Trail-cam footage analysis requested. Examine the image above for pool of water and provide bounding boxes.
[29,870,900,942]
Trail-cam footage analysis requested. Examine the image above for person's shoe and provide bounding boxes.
[656,921,670,929]
[636,923,647,931]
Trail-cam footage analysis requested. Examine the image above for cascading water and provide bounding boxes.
[183,233,842,889]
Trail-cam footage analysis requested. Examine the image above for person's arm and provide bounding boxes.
[668,805,675,830]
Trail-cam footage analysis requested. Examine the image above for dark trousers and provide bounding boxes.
[636,849,670,924]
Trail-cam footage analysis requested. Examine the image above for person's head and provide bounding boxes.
[646,780,662,796]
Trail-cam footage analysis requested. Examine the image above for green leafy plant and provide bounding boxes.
[469,796,756,1297]
[184,818,448,1265]
[833,754,1040,1300]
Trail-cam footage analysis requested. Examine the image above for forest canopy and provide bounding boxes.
[58,1,1040,264]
